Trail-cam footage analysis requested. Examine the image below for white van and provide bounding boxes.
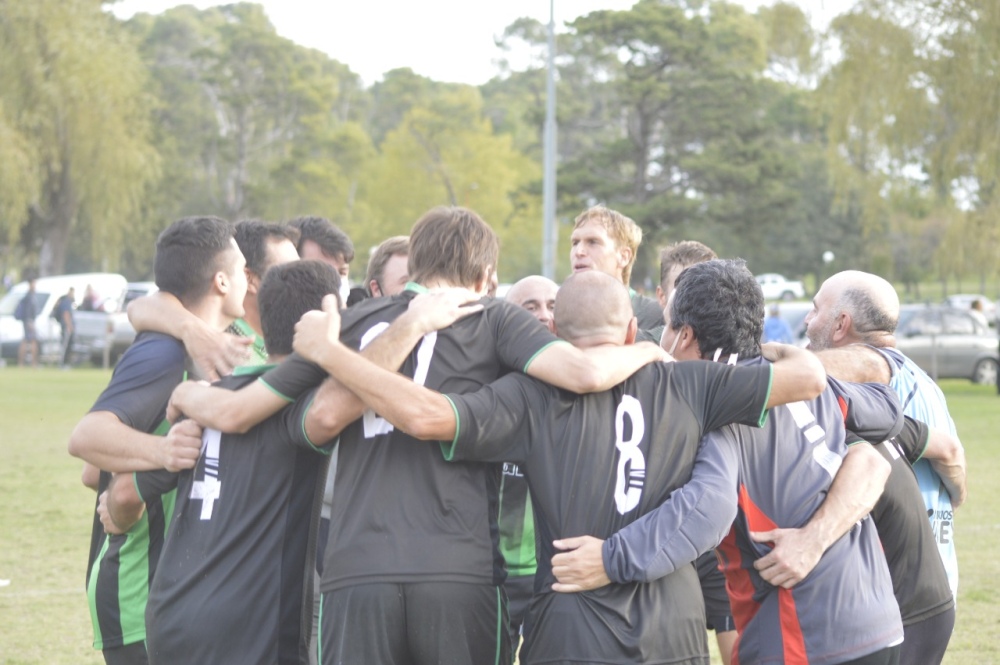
[0,273,128,363]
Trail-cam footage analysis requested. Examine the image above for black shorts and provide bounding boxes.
[22,322,37,342]
[319,582,511,665]
[696,551,734,633]
[102,641,147,665]
[901,606,954,665]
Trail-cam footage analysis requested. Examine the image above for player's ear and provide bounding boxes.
[618,246,633,273]
[655,285,666,309]
[245,268,261,295]
[473,265,494,296]
[213,270,229,296]
[833,312,851,343]
[368,279,382,298]
[624,316,638,345]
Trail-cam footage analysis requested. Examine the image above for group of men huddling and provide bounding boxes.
[68,205,965,665]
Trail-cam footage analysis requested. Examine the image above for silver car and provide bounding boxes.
[895,305,999,385]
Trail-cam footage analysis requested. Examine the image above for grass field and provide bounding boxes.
[0,367,998,663]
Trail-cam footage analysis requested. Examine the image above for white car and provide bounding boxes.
[755,273,805,301]
[0,273,127,363]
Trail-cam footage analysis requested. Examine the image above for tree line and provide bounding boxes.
[1,0,997,294]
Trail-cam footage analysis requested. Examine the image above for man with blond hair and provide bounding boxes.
[570,206,663,331]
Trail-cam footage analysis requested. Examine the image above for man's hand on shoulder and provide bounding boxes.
[404,287,484,334]
[551,535,611,593]
[157,418,204,472]
[184,325,252,381]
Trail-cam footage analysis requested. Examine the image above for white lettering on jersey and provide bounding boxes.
[190,428,222,520]
[785,401,841,479]
[359,322,438,438]
[614,395,646,514]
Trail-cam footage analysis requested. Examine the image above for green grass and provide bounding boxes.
[0,368,997,663]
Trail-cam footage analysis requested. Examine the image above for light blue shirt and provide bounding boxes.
[879,347,959,596]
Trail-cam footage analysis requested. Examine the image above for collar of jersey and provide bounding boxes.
[232,318,267,356]
[404,281,428,294]
[233,363,277,377]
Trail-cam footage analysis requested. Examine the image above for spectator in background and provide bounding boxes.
[762,303,794,344]
[53,287,76,368]
[80,284,100,312]
[969,299,989,329]
[16,278,39,367]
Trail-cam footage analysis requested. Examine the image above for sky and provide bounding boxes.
[111,0,857,87]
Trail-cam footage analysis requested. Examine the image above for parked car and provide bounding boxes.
[75,281,158,366]
[0,273,127,363]
[755,273,806,301]
[944,293,996,327]
[895,304,999,385]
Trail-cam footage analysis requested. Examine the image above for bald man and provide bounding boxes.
[499,274,559,649]
[291,271,828,664]
[804,270,961,661]
[505,275,558,328]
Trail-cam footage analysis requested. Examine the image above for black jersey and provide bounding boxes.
[443,359,773,664]
[303,285,559,592]
[136,365,333,665]
[630,290,664,334]
[851,417,954,626]
[85,332,186,651]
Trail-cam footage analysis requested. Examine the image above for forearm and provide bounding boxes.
[81,463,101,491]
[763,344,827,408]
[127,290,192,337]
[923,428,967,507]
[68,412,168,472]
[813,345,892,385]
[304,306,456,440]
[316,341,456,441]
[529,342,664,394]
[107,473,145,532]
[803,443,889,549]
[171,380,286,433]
[604,443,738,584]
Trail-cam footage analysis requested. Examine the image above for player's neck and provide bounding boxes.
[185,299,237,333]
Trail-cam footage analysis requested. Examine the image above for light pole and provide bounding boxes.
[541,0,557,280]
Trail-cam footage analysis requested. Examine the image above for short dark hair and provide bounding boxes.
[234,219,300,278]
[659,240,717,288]
[154,216,236,303]
[257,260,341,356]
[287,217,355,264]
[365,235,409,296]
[670,259,763,360]
[408,207,498,288]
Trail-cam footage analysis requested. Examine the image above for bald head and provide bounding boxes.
[506,275,559,326]
[806,270,899,350]
[554,272,635,347]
